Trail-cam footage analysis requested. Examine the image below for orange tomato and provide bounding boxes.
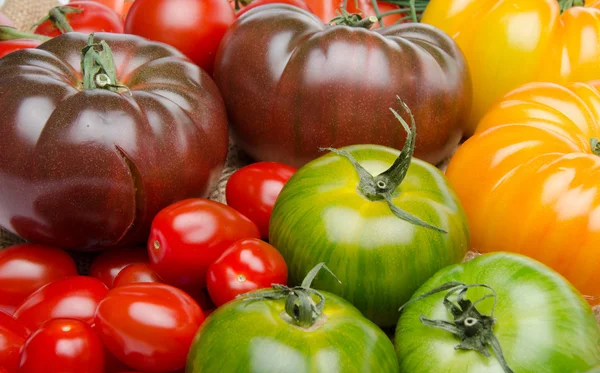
[446,81,600,305]
[422,0,600,134]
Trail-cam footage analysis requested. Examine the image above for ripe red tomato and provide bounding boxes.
[112,263,161,287]
[207,238,288,306]
[124,0,235,74]
[13,276,108,331]
[148,199,260,288]
[89,247,148,288]
[0,244,77,315]
[79,0,126,15]
[34,1,124,37]
[0,40,44,59]
[0,312,28,373]
[18,319,105,373]
[226,162,296,239]
[95,283,204,373]
[236,0,312,17]
[0,12,14,27]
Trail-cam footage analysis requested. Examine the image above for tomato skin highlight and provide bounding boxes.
[0,244,78,315]
[89,247,148,288]
[395,252,600,372]
[112,263,161,287]
[18,319,105,373]
[0,311,28,373]
[13,276,108,331]
[207,238,288,306]
[94,283,205,373]
[148,198,261,288]
[34,1,124,37]
[226,162,296,239]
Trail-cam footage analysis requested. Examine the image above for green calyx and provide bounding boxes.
[558,0,585,13]
[324,97,446,233]
[81,34,130,94]
[399,282,514,373]
[330,9,379,29]
[375,0,431,25]
[33,6,83,34]
[0,26,51,42]
[591,138,600,156]
[238,263,341,329]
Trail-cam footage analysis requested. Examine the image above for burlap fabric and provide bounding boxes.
[1,0,599,322]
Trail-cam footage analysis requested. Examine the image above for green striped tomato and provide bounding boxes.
[395,253,600,373]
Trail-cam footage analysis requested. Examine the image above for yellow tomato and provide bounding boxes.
[422,0,600,134]
[446,81,600,305]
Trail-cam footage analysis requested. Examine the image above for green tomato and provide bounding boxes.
[186,264,398,373]
[395,252,600,373]
[269,112,469,327]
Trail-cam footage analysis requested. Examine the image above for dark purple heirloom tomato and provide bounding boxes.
[0,32,228,251]
[214,4,471,167]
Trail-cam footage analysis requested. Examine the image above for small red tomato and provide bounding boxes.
[0,40,44,59]
[34,1,124,37]
[89,247,148,288]
[0,311,28,373]
[95,283,204,373]
[79,0,125,14]
[112,263,161,287]
[18,319,105,373]
[148,199,260,288]
[0,12,14,27]
[0,244,78,315]
[226,162,296,239]
[207,238,287,306]
[13,276,108,331]
[124,0,235,74]
[236,0,312,18]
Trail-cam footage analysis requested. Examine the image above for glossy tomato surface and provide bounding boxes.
[396,253,600,372]
[0,40,43,59]
[112,263,161,287]
[446,81,600,306]
[148,199,260,288]
[226,162,296,239]
[215,5,471,167]
[19,319,105,373]
[207,238,288,306]
[95,283,204,373]
[14,276,108,331]
[80,0,129,16]
[0,312,28,373]
[89,246,148,288]
[34,1,124,37]
[270,144,469,326]
[125,0,235,74]
[0,244,77,315]
[236,0,311,17]
[0,32,229,250]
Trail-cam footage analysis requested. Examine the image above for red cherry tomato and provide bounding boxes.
[94,283,204,373]
[0,312,28,373]
[89,247,148,288]
[18,319,105,373]
[34,1,124,38]
[236,0,312,17]
[13,276,108,331]
[226,162,296,239]
[112,263,161,287]
[124,0,235,74]
[79,0,125,14]
[0,244,78,315]
[0,40,44,59]
[207,238,287,306]
[148,199,260,288]
[0,12,14,27]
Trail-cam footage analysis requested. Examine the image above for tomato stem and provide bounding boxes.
[399,282,514,373]
[558,0,585,13]
[237,263,341,328]
[329,9,378,28]
[81,34,131,94]
[32,6,82,34]
[0,26,51,42]
[378,0,430,23]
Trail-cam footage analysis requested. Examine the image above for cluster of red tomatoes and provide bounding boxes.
[0,162,295,373]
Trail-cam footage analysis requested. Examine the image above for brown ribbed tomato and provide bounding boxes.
[215,4,471,167]
[0,32,228,251]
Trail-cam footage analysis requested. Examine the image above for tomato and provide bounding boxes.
[0,32,228,251]
[215,4,470,167]
[14,276,108,331]
[235,0,312,17]
[79,0,126,15]
[0,312,28,373]
[422,0,600,134]
[124,0,235,74]
[95,283,204,373]
[396,253,600,372]
[0,244,77,315]
[33,2,124,37]
[188,263,398,372]
[0,12,13,27]
[207,238,287,306]
[269,103,469,327]
[89,247,148,288]
[18,319,105,373]
[0,27,47,59]
[446,81,600,306]
[0,40,43,59]
[148,198,260,288]
[113,263,161,287]
[226,162,296,239]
